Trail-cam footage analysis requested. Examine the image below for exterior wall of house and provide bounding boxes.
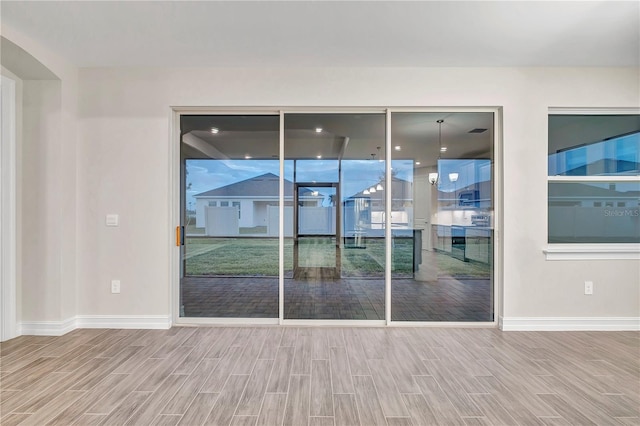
[239,199,254,228]
[195,197,271,229]
[194,198,207,228]
[253,201,270,228]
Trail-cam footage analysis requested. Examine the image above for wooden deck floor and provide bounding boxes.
[1,327,638,425]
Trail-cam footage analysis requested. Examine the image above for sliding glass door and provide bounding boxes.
[177,110,495,323]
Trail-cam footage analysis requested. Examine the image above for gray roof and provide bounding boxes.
[195,173,313,198]
[549,182,640,198]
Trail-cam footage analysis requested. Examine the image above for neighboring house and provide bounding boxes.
[196,174,415,237]
[548,153,640,242]
[549,182,640,242]
[193,173,321,235]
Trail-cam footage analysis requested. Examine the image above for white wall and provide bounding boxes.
[75,67,639,323]
[2,27,79,328]
[196,199,257,228]
[21,80,63,321]
[195,198,207,228]
[1,67,23,332]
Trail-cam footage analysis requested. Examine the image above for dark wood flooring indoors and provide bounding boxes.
[1,327,638,425]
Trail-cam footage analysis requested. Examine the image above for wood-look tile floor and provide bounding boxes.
[0,327,638,426]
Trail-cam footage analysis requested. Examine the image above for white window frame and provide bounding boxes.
[544,108,640,260]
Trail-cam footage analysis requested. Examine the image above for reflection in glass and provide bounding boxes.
[180,115,280,318]
[390,112,494,322]
[341,159,387,279]
[284,113,386,319]
[548,181,640,243]
[548,115,640,176]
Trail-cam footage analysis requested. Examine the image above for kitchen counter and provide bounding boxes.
[431,224,493,264]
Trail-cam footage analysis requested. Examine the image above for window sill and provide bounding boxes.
[544,244,640,260]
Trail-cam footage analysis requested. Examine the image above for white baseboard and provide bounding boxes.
[19,315,171,336]
[19,315,639,335]
[500,316,640,331]
[76,315,171,330]
[20,317,77,336]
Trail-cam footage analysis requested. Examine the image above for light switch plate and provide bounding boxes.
[106,214,119,227]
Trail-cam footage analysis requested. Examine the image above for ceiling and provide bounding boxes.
[2,1,638,68]
[181,112,493,164]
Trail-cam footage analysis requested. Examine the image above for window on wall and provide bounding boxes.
[548,113,640,245]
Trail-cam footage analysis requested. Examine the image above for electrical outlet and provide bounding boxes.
[584,281,593,295]
[111,279,121,294]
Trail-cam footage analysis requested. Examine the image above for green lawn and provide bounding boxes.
[185,238,288,276]
[185,224,267,236]
[185,237,490,278]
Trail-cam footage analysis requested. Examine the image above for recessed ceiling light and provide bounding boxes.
[244,155,252,159]
[394,146,401,151]
[440,147,447,152]
[210,127,219,134]
[315,128,323,133]
[415,161,421,165]
[316,155,322,159]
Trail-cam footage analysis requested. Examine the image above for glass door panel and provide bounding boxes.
[179,114,280,318]
[284,113,386,320]
[390,112,494,322]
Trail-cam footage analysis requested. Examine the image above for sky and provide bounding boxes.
[548,132,639,176]
[185,158,491,208]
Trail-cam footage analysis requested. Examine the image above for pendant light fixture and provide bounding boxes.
[429,119,444,185]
